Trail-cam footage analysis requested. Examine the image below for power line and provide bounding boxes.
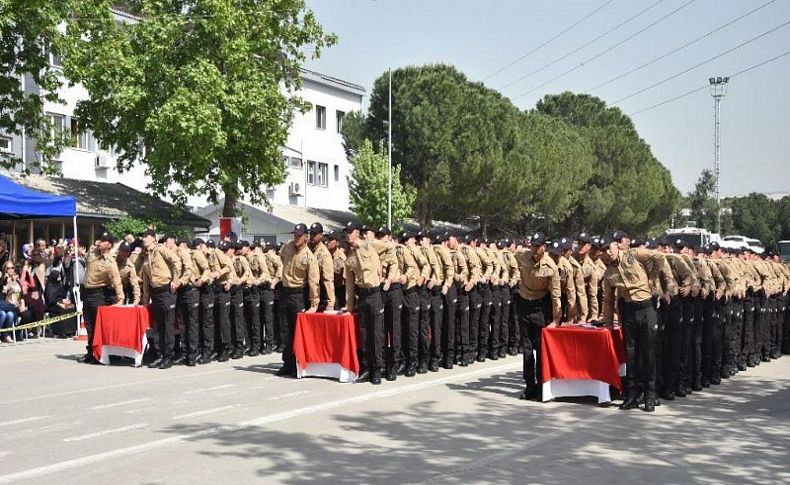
[499,0,665,91]
[510,0,697,102]
[482,0,614,82]
[628,49,790,116]
[586,0,776,93]
[611,18,790,105]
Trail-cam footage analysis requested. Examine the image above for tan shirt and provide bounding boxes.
[175,247,194,287]
[84,248,124,303]
[280,241,320,307]
[312,241,335,308]
[344,240,384,312]
[265,251,283,281]
[577,253,600,320]
[433,244,455,292]
[234,254,253,287]
[514,250,562,322]
[117,257,140,305]
[568,256,588,321]
[461,244,482,286]
[601,248,674,324]
[331,248,347,287]
[191,250,212,285]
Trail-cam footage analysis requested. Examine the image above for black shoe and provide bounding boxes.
[370,370,382,385]
[210,351,219,361]
[416,361,428,374]
[158,357,173,369]
[172,354,185,365]
[654,397,662,407]
[488,352,499,361]
[231,349,244,360]
[710,378,721,386]
[701,381,710,388]
[218,352,230,362]
[198,353,212,365]
[692,383,703,392]
[442,360,454,370]
[275,365,294,377]
[498,348,507,359]
[261,346,272,355]
[147,356,164,369]
[397,362,407,375]
[761,355,771,363]
[619,397,639,410]
[519,387,537,400]
[659,392,675,401]
[429,360,440,372]
[386,367,397,381]
[460,355,469,367]
[81,353,99,365]
[738,363,747,371]
[508,347,518,356]
[675,389,686,398]
[476,354,486,363]
[685,387,693,395]
[185,357,197,367]
[405,363,417,377]
[357,368,370,382]
[643,399,655,412]
[247,348,260,357]
[274,345,284,353]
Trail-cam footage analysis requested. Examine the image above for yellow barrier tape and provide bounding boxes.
[0,311,80,333]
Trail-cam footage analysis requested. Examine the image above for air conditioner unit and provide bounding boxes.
[289,182,303,196]
[95,154,112,169]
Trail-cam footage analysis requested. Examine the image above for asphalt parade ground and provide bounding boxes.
[1,339,788,484]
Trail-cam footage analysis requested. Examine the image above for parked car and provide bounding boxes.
[720,235,764,254]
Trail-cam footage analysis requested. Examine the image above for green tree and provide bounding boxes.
[339,110,367,159]
[687,169,720,231]
[0,0,73,173]
[348,139,414,230]
[727,193,779,249]
[63,0,335,215]
[534,91,680,235]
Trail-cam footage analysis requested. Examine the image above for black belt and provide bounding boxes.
[403,286,418,295]
[258,282,272,290]
[282,286,305,294]
[178,284,195,292]
[82,286,106,293]
[384,282,402,290]
[622,299,653,310]
[357,286,380,297]
[151,285,171,294]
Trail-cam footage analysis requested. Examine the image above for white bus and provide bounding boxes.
[778,240,790,262]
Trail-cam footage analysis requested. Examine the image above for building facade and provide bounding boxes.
[5,7,363,215]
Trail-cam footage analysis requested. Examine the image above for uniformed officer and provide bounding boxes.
[80,232,124,364]
[575,233,598,322]
[190,238,214,365]
[174,238,199,366]
[485,238,504,360]
[402,231,428,377]
[343,221,385,385]
[140,229,182,369]
[419,230,443,372]
[514,233,561,401]
[461,235,483,364]
[601,231,675,412]
[448,233,472,367]
[239,240,261,357]
[326,232,346,309]
[308,223,335,312]
[374,226,404,380]
[276,224,320,377]
[502,239,521,356]
[434,232,457,369]
[250,240,272,356]
[475,238,494,362]
[213,240,237,362]
[231,241,253,359]
[116,241,140,305]
[547,240,576,323]
[492,240,512,359]
[262,241,282,354]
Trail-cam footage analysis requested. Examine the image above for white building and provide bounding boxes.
[6,7,364,216]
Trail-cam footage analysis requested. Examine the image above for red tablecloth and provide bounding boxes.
[293,312,359,381]
[92,306,152,363]
[541,326,624,393]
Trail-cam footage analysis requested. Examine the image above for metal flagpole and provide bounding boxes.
[387,68,392,228]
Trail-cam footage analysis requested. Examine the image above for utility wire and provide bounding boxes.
[612,18,790,105]
[499,0,665,90]
[586,0,776,93]
[627,49,790,116]
[511,0,697,102]
[482,0,614,81]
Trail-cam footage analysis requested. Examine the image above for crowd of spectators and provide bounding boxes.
[0,235,80,342]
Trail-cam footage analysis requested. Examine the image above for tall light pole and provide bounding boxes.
[709,76,729,234]
[387,68,392,228]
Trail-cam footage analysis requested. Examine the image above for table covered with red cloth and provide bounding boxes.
[293,312,359,383]
[540,325,625,403]
[92,306,152,367]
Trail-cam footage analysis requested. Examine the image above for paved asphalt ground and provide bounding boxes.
[1,338,789,485]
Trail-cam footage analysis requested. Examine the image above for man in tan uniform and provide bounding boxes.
[326,232,346,309]
[190,238,214,365]
[514,232,561,401]
[140,229,182,369]
[547,240,576,323]
[575,233,599,322]
[308,223,335,312]
[276,224,319,377]
[80,232,124,364]
[264,241,283,352]
[420,230,443,372]
[116,241,140,306]
[173,238,198,365]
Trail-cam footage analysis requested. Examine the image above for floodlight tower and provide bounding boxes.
[709,76,729,233]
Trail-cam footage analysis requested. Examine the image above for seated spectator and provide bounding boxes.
[45,267,76,337]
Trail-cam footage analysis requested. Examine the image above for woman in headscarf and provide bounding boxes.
[45,267,76,337]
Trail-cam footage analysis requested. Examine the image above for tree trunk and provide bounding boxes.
[222,187,237,217]
[481,217,487,239]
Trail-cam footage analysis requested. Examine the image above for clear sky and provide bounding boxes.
[303,0,790,198]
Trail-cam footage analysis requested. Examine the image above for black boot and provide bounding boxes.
[158,357,173,369]
[416,361,429,374]
[405,363,417,377]
[429,360,440,372]
[619,395,640,410]
[370,369,382,385]
[519,387,537,400]
[147,356,164,369]
[357,368,370,382]
[386,366,397,382]
[643,398,655,412]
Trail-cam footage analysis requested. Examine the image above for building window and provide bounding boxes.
[290,156,303,169]
[49,51,62,68]
[334,164,339,181]
[47,113,65,143]
[307,161,328,187]
[70,118,91,150]
[315,105,326,130]
[336,110,345,133]
[0,136,11,153]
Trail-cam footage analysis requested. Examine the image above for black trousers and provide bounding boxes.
[281,287,307,371]
[689,297,704,387]
[742,295,756,365]
[151,286,177,359]
[508,287,520,349]
[216,286,233,354]
[678,296,695,390]
[662,296,682,394]
[334,283,346,310]
[357,286,385,372]
[622,299,658,400]
[499,285,511,351]
[230,286,245,350]
[177,286,200,359]
[243,286,260,350]
[417,287,432,364]
[442,284,457,363]
[468,287,482,358]
[430,288,444,362]
[401,286,420,365]
[259,286,275,350]
[275,283,286,348]
[81,287,113,354]
[478,283,492,357]
[489,284,502,355]
[782,294,790,354]
[517,294,551,392]
[199,285,215,355]
[702,296,723,384]
[455,285,470,359]
[383,283,404,368]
